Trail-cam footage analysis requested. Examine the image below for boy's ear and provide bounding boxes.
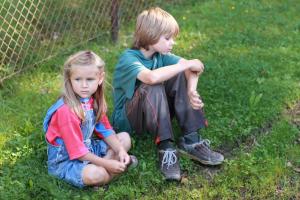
[98,72,105,85]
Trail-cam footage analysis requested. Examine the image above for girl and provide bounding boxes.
[43,50,136,188]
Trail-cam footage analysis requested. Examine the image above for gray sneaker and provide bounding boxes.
[178,138,224,165]
[158,148,181,181]
[127,155,138,170]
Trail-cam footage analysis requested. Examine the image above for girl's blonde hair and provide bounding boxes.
[133,7,179,50]
[63,50,106,122]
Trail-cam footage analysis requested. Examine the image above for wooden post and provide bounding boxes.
[111,0,119,43]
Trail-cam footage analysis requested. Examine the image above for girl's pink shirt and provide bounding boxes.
[46,99,113,160]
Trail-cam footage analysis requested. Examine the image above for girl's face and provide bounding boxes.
[70,65,103,99]
[151,34,175,55]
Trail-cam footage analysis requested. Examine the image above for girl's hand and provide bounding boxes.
[118,149,130,165]
[105,159,127,174]
[188,90,204,109]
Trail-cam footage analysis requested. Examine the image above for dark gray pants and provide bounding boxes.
[125,73,207,144]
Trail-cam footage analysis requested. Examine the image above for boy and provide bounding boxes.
[112,7,224,181]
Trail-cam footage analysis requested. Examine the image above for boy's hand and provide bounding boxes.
[188,90,204,109]
[105,159,127,174]
[118,149,130,165]
[189,59,204,74]
[180,59,204,74]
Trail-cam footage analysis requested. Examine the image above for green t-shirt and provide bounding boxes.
[112,48,181,133]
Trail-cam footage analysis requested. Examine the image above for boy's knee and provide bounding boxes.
[117,132,131,151]
[83,165,110,186]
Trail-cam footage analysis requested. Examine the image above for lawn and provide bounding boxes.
[1,0,300,199]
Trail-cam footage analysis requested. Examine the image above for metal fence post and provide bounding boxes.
[111,0,119,43]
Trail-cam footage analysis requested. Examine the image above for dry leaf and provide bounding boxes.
[180,177,189,185]
[293,167,300,173]
[286,161,293,167]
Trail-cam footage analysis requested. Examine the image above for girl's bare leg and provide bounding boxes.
[82,164,111,186]
[104,132,131,159]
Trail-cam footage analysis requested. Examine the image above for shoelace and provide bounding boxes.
[161,150,177,169]
[194,139,211,150]
[199,139,211,146]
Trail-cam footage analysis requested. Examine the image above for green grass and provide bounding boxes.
[1,0,300,199]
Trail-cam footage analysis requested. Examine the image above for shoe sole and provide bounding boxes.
[178,149,223,166]
[164,174,181,181]
[165,177,181,181]
[160,168,181,181]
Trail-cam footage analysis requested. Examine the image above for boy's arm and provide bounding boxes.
[185,68,199,91]
[185,69,204,110]
[137,59,203,85]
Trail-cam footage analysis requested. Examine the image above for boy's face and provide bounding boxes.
[151,35,175,55]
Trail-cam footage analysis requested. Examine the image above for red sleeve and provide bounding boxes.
[46,105,89,160]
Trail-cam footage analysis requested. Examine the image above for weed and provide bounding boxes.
[1,0,300,199]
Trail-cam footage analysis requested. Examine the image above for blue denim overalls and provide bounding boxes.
[43,98,107,188]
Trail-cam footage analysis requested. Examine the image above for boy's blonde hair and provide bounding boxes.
[133,7,179,50]
[63,50,107,122]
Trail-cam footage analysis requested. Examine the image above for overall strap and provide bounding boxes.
[43,98,64,133]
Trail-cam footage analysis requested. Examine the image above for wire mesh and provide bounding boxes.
[0,0,174,84]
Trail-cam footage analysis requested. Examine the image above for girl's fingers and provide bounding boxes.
[119,163,126,172]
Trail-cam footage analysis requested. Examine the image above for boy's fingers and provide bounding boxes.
[189,91,203,109]
[190,96,201,104]
[191,100,204,109]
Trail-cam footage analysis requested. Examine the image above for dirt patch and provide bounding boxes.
[218,118,276,159]
[286,101,300,128]
[221,101,300,157]
[194,101,300,180]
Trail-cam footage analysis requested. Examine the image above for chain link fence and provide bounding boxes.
[0,0,180,84]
